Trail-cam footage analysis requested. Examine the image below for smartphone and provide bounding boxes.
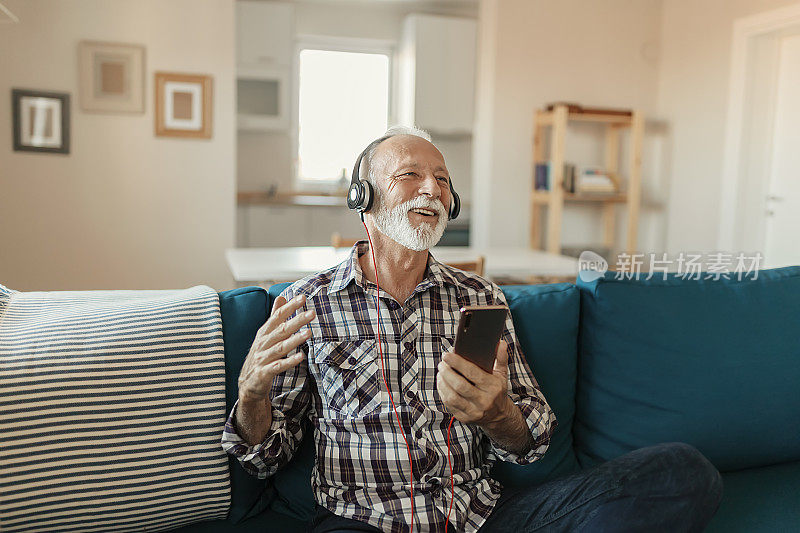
[453,305,509,373]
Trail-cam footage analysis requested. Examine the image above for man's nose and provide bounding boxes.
[417,173,441,199]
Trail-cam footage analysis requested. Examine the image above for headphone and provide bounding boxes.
[347,135,461,220]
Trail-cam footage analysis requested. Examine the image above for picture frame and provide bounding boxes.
[12,88,71,154]
[78,40,145,114]
[154,72,213,139]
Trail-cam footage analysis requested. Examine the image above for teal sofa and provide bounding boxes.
[180,266,800,532]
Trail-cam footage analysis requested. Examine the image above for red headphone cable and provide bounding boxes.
[445,416,455,532]
[362,218,415,532]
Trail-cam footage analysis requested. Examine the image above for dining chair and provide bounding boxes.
[446,256,485,276]
[331,233,359,248]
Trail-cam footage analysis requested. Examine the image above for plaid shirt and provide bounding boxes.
[222,242,556,533]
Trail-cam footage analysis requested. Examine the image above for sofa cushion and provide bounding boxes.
[262,282,581,521]
[575,266,800,472]
[217,287,276,523]
[171,506,307,533]
[705,460,800,532]
[265,283,316,522]
[490,284,582,487]
[0,284,230,532]
[267,420,317,522]
[220,284,316,525]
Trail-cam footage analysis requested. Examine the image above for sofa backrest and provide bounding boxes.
[220,266,800,522]
[488,284,582,486]
[217,287,275,523]
[221,266,800,522]
[574,266,800,473]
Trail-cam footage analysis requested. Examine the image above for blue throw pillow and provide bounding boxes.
[491,284,582,487]
[218,287,276,523]
[575,266,800,472]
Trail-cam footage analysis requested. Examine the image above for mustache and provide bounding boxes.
[401,196,447,217]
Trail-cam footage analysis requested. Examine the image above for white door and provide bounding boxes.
[764,34,800,267]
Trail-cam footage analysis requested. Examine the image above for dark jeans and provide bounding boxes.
[309,442,723,533]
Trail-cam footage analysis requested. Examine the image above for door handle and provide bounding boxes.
[766,195,784,202]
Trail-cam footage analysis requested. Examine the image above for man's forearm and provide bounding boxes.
[234,397,273,446]
[480,397,535,456]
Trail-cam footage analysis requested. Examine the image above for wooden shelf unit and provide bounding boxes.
[530,105,644,255]
[531,191,629,204]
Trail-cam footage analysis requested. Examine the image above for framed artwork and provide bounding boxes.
[154,72,213,139]
[78,41,145,113]
[12,89,71,154]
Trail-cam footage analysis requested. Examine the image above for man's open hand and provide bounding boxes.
[436,340,515,427]
[237,294,315,405]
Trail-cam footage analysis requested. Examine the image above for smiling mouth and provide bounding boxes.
[409,208,438,217]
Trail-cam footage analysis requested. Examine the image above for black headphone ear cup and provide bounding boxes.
[347,180,375,213]
[449,189,460,220]
[361,180,374,212]
[347,181,364,210]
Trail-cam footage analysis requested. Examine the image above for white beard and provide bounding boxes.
[372,195,448,252]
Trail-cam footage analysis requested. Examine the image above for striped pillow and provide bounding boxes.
[0,284,231,532]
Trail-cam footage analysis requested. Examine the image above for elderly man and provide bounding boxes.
[222,126,722,533]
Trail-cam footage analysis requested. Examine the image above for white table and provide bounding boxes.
[225,246,578,286]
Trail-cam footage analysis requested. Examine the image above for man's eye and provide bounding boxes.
[437,176,449,183]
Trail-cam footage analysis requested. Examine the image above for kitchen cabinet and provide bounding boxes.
[398,14,477,135]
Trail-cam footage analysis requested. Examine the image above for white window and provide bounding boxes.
[296,47,390,184]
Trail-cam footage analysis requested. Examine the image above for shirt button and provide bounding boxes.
[404,342,414,351]
[348,356,357,365]
[387,301,400,310]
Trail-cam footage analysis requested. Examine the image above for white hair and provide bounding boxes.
[364,125,433,185]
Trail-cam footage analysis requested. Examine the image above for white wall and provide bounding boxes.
[0,0,236,291]
[656,0,800,253]
[472,0,664,254]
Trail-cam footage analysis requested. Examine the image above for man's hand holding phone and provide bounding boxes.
[436,340,516,428]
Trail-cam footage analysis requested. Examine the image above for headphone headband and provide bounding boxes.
[350,135,392,189]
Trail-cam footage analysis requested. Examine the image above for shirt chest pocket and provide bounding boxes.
[314,339,382,418]
[420,336,456,413]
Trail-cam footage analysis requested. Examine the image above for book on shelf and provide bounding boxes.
[534,162,576,192]
[576,168,617,194]
[534,163,548,190]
